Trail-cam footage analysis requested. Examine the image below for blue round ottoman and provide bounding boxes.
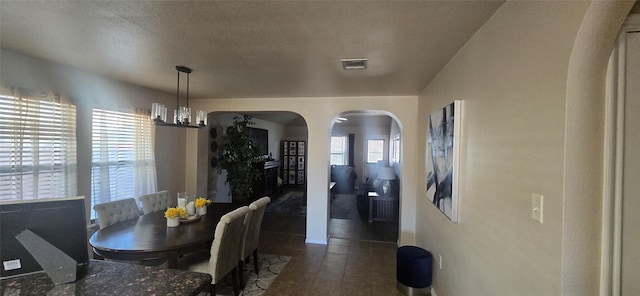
[396,246,432,296]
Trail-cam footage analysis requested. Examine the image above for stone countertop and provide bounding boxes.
[0,260,211,296]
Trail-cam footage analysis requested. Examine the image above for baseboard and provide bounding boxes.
[431,287,437,296]
[305,238,328,245]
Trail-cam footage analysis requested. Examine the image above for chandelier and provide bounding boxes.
[151,66,207,128]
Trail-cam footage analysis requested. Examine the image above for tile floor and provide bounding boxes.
[261,190,398,242]
[258,231,402,296]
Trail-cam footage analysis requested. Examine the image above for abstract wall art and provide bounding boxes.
[426,100,461,222]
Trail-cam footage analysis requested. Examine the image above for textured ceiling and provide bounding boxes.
[0,1,503,99]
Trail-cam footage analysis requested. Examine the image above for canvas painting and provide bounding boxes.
[426,100,461,222]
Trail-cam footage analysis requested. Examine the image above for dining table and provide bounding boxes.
[89,204,233,269]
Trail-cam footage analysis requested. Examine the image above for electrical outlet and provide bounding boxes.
[439,254,443,270]
[531,193,544,224]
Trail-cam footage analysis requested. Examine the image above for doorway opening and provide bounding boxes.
[207,111,308,235]
[328,110,401,242]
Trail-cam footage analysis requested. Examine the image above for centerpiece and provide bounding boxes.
[164,207,187,227]
[195,197,212,215]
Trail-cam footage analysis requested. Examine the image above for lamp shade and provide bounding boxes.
[378,166,396,180]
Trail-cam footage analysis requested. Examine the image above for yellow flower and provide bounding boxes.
[164,207,187,219]
[195,197,212,209]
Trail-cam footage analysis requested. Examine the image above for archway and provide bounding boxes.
[328,110,403,242]
[204,111,309,235]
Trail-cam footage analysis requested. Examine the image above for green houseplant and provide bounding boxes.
[217,115,262,203]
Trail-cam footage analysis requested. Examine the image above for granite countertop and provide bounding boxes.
[1,260,211,296]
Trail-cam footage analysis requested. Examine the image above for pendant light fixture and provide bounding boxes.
[151,66,207,128]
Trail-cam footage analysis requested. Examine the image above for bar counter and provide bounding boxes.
[0,260,211,296]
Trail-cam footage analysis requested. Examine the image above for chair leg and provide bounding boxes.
[209,283,216,296]
[253,249,260,274]
[232,266,240,296]
[239,260,245,288]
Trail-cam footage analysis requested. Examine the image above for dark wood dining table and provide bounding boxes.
[89,204,230,269]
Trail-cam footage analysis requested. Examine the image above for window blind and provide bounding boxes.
[330,136,347,165]
[90,108,156,220]
[366,139,384,163]
[0,94,77,201]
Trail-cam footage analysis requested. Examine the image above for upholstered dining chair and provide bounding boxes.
[239,196,271,286]
[139,190,173,215]
[94,198,140,229]
[180,206,250,296]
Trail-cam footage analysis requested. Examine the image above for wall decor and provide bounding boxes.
[210,157,218,168]
[288,171,296,185]
[289,141,297,154]
[282,140,306,186]
[210,128,217,139]
[426,100,461,222]
[210,141,218,152]
[288,156,296,170]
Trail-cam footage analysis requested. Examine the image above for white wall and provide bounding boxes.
[417,2,588,295]
[0,49,185,223]
[186,96,418,245]
[284,126,308,142]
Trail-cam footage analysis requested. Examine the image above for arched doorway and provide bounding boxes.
[206,111,309,235]
[328,110,402,242]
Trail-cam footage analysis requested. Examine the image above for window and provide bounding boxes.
[392,137,400,163]
[0,92,77,201]
[330,136,347,165]
[91,108,157,220]
[366,139,384,163]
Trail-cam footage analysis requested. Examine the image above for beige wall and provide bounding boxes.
[417,2,588,295]
[0,49,186,223]
[418,1,635,294]
[186,97,418,244]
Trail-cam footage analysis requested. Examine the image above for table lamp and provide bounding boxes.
[378,166,396,195]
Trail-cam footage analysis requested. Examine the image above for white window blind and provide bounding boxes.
[366,139,384,163]
[392,137,400,163]
[330,136,347,165]
[0,93,77,201]
[90,108,156,220]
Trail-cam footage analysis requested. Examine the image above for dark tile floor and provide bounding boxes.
[262,188,398,243]
[259,232,402,296]
[259,189,401,295]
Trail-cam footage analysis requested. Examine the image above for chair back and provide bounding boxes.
[209,206,250,283]
[94,198,140,229]
[241,197,271,259]
[139,190,173,215]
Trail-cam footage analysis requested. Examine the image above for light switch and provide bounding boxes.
[531,193,544,224]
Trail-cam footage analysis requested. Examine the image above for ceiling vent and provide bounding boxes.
[341,58,367,70]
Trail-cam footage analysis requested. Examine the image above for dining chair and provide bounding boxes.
[139,190,173,215]
[180,206,250,296]
[239,196,271,286]
[94,198,140,229]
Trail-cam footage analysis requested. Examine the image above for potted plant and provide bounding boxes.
[218,115,262,204]
[195,197,212,215]
[164,207,186,227]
